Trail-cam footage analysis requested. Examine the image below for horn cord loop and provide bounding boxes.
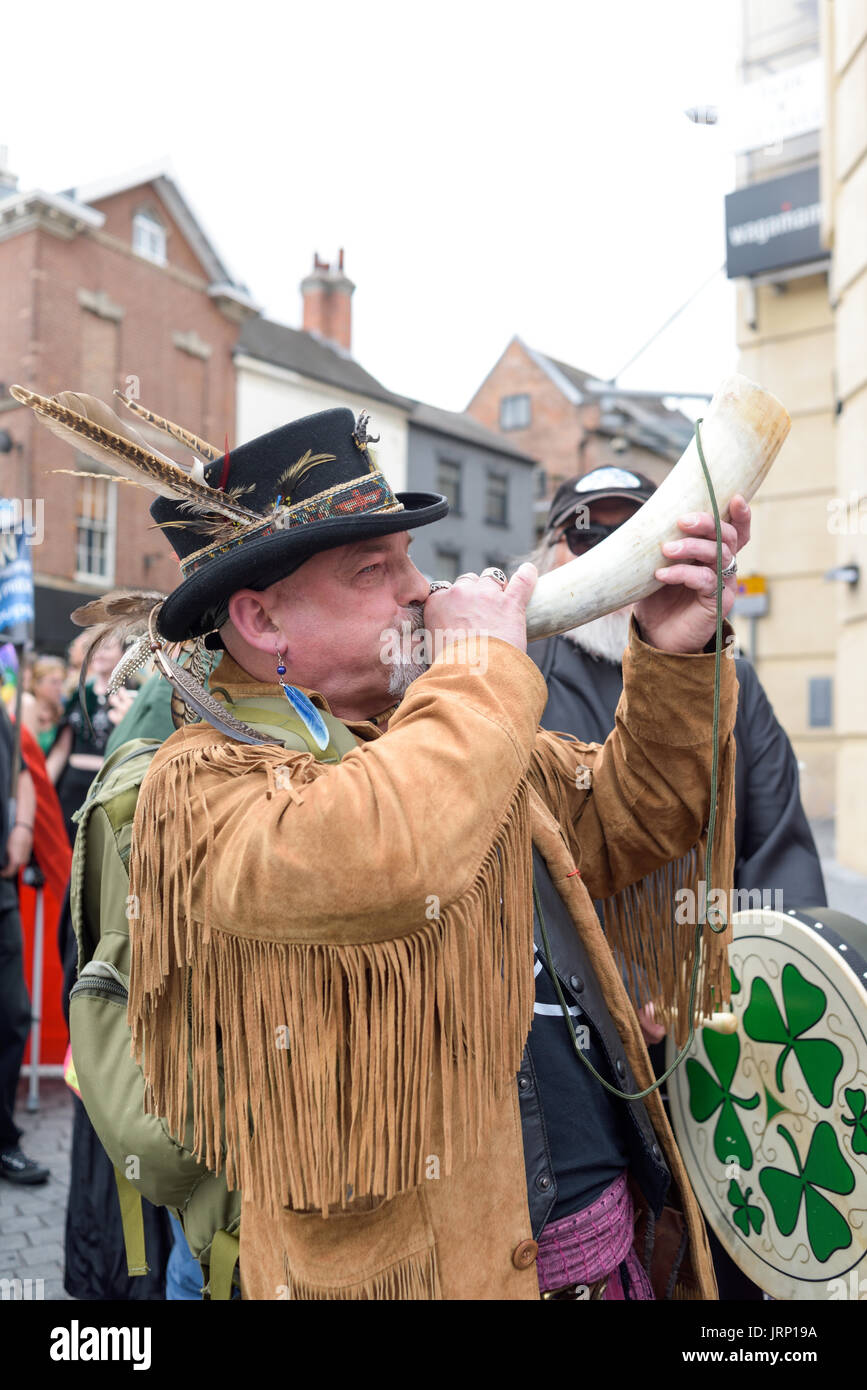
[535,418,729,1100]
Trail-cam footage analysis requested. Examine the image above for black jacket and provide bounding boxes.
[529,637,827,907]
[519,850,671,1237]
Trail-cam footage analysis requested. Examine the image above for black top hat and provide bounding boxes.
[545,465,657,534]
[153,406,448,641]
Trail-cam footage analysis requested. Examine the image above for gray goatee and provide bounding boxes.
[386,602,429,699]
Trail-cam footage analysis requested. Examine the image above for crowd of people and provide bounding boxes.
[0,638,204,1298]
[0,449,829,1304]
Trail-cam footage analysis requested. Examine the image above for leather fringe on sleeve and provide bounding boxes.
[127,740,535,1217]
[599,732,737,1046]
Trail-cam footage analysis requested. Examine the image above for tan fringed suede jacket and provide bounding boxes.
[127,619,737,1300]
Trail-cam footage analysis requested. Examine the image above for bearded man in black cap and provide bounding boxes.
[526,464,826,1301]
[529,465,826,911]
[16,386,751,1300]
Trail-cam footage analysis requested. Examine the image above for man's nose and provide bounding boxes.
[397,559,433,608]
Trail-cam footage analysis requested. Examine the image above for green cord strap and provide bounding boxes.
[208,1228,241,1301]
[534,417,729,1101]
[113,1168,148,1277]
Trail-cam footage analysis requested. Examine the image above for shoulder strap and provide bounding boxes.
[215,694,357,762]
[69,739,162,973]
[113,1168,148,1277]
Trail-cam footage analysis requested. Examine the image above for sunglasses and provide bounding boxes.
[555,520,622,556]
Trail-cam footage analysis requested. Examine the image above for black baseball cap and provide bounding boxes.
[545,466,657,534]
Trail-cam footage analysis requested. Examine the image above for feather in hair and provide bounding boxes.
[107,633,158,693]
[113,389,222,464]
[53,469,146,487]
[71,589,168,734]
[150,507,250,544]
[55,391,178,467]
[153,648,268,744]
[10,387,259,525]
[71,589,167,628]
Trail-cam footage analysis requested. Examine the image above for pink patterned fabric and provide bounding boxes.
[536,1172,654,1300]
[601,1244,654,1301]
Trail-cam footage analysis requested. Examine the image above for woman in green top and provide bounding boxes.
[27,656,67,756]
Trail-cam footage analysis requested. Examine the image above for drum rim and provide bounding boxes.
[665,903,867,1294]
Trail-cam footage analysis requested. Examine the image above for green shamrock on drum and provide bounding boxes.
[842,1088,867,1156]
[686,1027,759,1170]
[759,1121,854,1263]
[727,1180,765,1238]
[743,963,842,1108]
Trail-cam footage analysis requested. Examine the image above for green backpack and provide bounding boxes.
[68,697,357,1298]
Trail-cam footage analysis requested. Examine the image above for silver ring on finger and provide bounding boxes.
[480,567,507,588]
[428,580,452,593]
[721,557,738,578]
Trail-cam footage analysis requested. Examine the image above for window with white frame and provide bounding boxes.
[132,208,167,265]
[76,468,117,583]
[499,394,531,430]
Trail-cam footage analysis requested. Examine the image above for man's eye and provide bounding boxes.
[358,563,381,575]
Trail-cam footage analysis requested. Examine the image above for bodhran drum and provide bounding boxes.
[666,906,867,1300]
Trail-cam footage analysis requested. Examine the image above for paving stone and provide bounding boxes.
[1,1085,73,1292]
[20,1241,63,1268]
[43,1279,73,1301]
[0,1212,43,1235]
[0,1231,31,1254]
[38,1207,70,1230]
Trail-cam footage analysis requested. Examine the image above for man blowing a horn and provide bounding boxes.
[18,388,750,1300]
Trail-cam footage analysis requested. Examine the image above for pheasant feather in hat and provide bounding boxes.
[12,387,448,644]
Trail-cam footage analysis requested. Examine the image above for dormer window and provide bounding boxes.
[132,208,166,265]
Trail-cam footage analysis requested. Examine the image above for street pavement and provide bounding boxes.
[0,1079,73,1301]
[0,818,863,1303]
[810,818,867,920]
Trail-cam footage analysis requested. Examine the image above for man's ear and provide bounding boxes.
[227,589,282,651]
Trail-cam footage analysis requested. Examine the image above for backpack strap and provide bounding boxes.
[69,740,162,975]
[113,1167,148,1277]
[207,1228,241,1301]
[75,707,356,1290]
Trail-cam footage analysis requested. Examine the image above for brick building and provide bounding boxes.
[0,157,257,649]
[466,335,695,534]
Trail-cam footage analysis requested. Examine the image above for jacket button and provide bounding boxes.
[518,1075,531,1092]
[535,1173,552,1192]
[615,1058,626,1081]
[569,974,584,993]
[512,1239,539,1269]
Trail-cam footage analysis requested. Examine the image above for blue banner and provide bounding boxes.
[0,499,36,634]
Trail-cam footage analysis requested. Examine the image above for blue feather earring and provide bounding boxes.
[275,648,329,751]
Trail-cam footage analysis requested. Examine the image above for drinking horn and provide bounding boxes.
[524,373,790,641]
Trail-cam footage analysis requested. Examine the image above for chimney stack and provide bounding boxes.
[301,249,355,352]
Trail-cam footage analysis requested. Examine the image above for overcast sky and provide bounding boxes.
[3,0,741,414]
